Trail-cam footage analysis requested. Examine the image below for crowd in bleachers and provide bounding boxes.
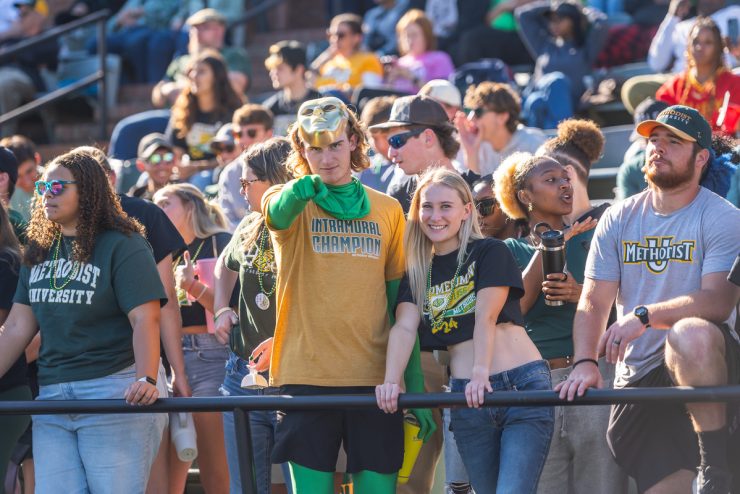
[0,1,739,494]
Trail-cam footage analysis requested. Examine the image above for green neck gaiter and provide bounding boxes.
[315,177,370,220]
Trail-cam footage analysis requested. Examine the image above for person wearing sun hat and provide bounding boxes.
[556,104,740,494]
[253,96,435,494]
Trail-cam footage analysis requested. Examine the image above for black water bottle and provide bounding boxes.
[534,223,566,307]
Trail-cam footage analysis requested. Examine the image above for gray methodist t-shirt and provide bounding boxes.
[585,187,740,387]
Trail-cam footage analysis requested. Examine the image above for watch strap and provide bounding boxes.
[137,376,157,386]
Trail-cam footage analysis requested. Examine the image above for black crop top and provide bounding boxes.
[179,232,239,328]
[397,238,525,351]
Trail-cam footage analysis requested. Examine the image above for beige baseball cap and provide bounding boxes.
[419,79,462,109]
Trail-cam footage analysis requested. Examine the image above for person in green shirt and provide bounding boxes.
[0,149,167,494]
[494,118,627,494]
[212,137,294,494]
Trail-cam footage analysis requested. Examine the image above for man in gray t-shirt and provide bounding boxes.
[556,105,740,494]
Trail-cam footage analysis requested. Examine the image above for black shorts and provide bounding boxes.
[271,385,404,474]
[607,323,740,493]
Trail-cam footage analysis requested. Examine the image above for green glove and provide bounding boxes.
[293,174,328,201]
[266,175,328,230]
[403,336,437,442]
[409,408,436,442]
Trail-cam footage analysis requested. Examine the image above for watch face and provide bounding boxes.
[635,307,647,317]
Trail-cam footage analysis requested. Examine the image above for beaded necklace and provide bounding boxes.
[172,239,206,271]
[50,232,80,291]
[252,225,276,310]
[424,251,465,333]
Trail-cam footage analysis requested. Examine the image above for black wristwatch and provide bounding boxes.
[137,376,157,386]
[633,305,650,327]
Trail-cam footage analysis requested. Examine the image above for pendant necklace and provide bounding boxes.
[253,226,276,311]
[50,232,80,291]
[425,251,464,333]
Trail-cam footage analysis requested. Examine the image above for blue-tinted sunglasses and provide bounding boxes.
[148,152,174,165]
[388,128,426,150]
[35,180,77,196]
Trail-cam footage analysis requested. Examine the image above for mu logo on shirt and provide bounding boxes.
[622,236,696,274]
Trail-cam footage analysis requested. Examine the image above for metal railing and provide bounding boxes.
[0,9,110,141]
[2,386,740,494]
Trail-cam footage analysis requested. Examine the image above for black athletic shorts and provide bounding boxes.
[606,323,740,493]
[271,385,404,474]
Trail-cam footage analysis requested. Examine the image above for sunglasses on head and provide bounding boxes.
[239,177,261,190]
[475,197,497,216]
[388,128,426,150]
[35,180,77,196]
[148,152,174,165]
[236,128,260,139]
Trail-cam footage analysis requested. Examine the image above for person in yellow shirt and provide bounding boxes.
[254,96,434,493]
[311,14,383,97]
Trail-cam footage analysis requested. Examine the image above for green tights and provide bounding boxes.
[289,462,398,494]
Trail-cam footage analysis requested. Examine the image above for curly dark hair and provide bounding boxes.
[539,118,604,182]
[171,50,245,141]
[24,150,144,266]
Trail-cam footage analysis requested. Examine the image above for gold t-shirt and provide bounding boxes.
[263,185,405,387]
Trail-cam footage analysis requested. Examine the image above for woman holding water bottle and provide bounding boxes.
[494,119,627,494]
[376,167,554,494]
[153,183,235,494]
[0,150,166,494]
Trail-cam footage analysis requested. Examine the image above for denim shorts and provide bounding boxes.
[32,364,167,494]
[182,333,229,397]
[449,360,554,494]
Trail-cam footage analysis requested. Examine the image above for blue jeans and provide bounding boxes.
[182,333,229,397]
[450,360,554,494]
[220,352,292,494]
[32,364,166,494]
[522,72,574,129]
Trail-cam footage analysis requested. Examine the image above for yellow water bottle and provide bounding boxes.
[398,413,423,484]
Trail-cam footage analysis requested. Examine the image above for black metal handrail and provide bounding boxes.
[2,387,740,494]
[0,9,110,140]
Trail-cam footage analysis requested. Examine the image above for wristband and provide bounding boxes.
[214,307,236,321]
[137,376,157,386]
[193,282,208,301]
[572,358,599,370]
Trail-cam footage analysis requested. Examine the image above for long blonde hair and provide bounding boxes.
[405,168,483,316]
[153,183,228,239]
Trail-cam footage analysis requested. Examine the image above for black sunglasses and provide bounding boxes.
[235,128,259,139]
[388,128,426,150]
[327,30,348,39]
[475,197,497,216]
[467,107,489,119]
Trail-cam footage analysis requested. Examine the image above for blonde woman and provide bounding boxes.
[153,183,234,494]
[376,167,554,494]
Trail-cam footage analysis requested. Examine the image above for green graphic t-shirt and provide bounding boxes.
[14,230,166,385]
[504,229,594,360]
[222,217,277,360]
